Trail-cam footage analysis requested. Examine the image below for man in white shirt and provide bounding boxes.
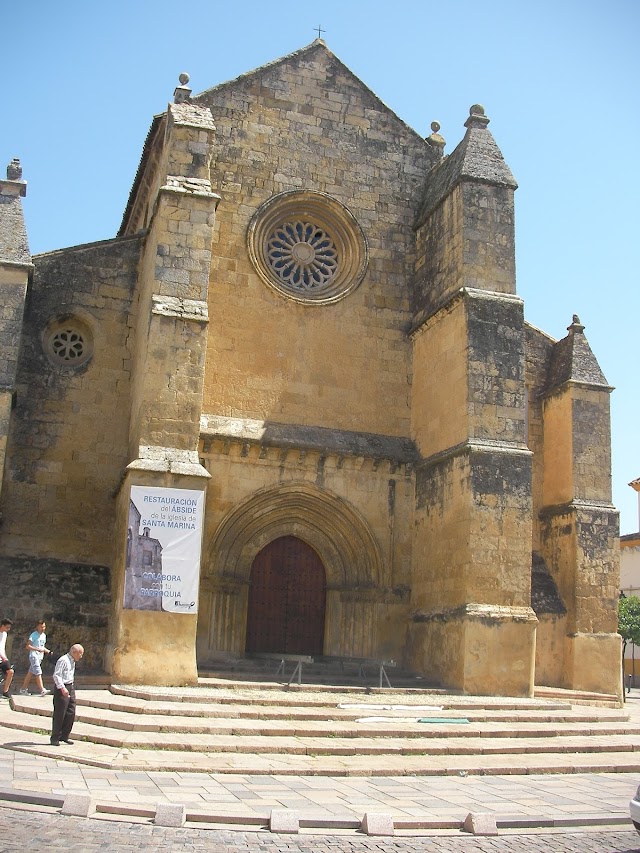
[50,644,84,746]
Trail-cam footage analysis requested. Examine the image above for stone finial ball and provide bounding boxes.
[7,158,22,180]
[179,72,190,86]
[469,104,485,116]
[430,121,441,133]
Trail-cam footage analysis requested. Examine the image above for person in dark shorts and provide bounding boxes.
[0,619,14,699]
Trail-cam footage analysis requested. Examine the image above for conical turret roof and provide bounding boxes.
[416,104,517,225]
[544,315,611,393]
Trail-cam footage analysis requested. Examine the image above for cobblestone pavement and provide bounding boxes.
[0,806,638,852]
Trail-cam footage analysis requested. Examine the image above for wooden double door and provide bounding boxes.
[245,536,326,656]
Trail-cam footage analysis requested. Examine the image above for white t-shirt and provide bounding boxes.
[0,630,8,661]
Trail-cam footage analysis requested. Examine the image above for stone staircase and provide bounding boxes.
[4,677,640,777]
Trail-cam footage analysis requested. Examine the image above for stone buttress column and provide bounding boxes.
[408,107,536,696]
[107,77,220,685]
[540,316,620,699]
[0,159,32,513]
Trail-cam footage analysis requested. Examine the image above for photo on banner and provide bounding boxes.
[123,486,204,613]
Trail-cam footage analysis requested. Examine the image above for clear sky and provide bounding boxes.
[4,0,639,530]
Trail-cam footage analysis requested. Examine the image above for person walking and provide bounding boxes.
[20,620,52,696]
[50,644,84,746]
[0,619,14,699]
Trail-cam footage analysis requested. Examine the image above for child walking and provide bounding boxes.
[20,620,52,696]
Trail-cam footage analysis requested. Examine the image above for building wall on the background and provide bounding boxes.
[0,237,140,669]
[0,42,622,696]
[621,533,640,684]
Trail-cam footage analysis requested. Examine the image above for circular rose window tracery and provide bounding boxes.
[51,328,86,362]
[43,315,94,369]
[248,191,368,305]
[267,221,338,290]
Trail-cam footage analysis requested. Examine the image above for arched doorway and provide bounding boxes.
[245,536,326,655]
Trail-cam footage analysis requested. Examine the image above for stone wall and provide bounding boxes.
[524,323,555,552]
[195,43,435,437]
[0,236,140,565]
[0,555,110,671]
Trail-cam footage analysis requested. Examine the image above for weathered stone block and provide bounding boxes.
[269,809,299,833]
[61,793,96,817]
[463,812,498,835]
[361,812,394,836]
[154,802,186,827]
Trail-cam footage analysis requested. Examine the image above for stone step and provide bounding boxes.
[534,685,621,708]
[7,682,636,779]
[8,707,640,756]
[10,692,637,734]
[70,692,631,724]
[10,737,640,776]
[110,683,600,713]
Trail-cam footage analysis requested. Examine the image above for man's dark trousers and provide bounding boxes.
[51,683,75,743]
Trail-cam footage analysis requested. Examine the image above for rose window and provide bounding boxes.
[51,328,86,363]
[267,221,338,290]
[43,315,94,369]
[248,191,368,305]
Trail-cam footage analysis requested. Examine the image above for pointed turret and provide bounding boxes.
[0,158,33,511]
[410,108,534,697]
[545,314,611,392]
[416,104,517,233]
[539,314,619,698]
[413,105,518,321]
[0,158,31,265]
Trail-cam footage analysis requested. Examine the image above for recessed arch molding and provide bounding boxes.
[206,481,383,591]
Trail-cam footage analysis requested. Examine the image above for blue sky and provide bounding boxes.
[4,0,639,530]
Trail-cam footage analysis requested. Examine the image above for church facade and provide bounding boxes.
[0,41,621,697]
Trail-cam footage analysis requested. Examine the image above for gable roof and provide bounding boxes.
[120,40,433,237]
[193,39,427,145]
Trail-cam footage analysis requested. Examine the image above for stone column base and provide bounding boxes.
[564,631,622,700]
[408,604,538,697]
[107,609,198,686]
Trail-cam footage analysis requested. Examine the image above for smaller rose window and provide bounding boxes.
[267,221,338,290]
[43,315,94,369]
[51,328,86,363]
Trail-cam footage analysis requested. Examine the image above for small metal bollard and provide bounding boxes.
[629,674,633,694]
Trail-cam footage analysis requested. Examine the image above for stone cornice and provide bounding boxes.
[200,415,418,465]
[538,499,618,520]
[409,286,523,339]
[417,438,532,472]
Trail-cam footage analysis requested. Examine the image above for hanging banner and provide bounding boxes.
[123,486,204,614]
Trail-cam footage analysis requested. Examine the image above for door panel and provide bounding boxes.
[245,536,326,655]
